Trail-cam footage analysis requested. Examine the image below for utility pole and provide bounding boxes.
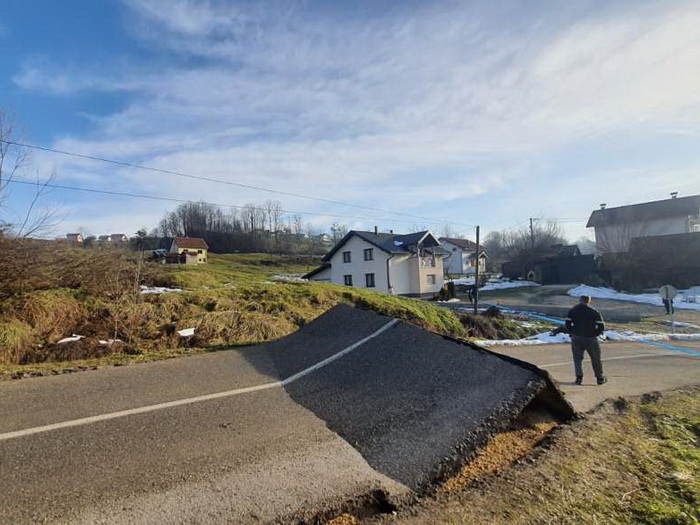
[474,225,480,315]
[529,218,535,250]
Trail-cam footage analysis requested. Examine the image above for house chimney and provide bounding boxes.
[374,226,378,234]
[600,203,607,210]
[671,192,678,199]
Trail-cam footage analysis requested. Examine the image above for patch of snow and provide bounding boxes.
[668,321,700,329]
[437,298,461,303]
[479,329,700,346]
[273,275,307,283]
[56,335,84,344]
[177,328,195,337]
[140,285,182,295]
[567,285,700,311]
[98,339,125,345]
[448,278,540,291]
[394,241,404,246]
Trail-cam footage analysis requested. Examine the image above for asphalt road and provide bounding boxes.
[493,339,700,412]
[0,305,566,525]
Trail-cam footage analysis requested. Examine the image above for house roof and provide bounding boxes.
[322,230,441,261]
[303,262,331,279]
[173,236,209,250]
[439,237,477,251]
[550,244,581,257]
[587,195,700,228]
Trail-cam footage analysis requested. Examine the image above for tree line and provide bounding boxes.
[139,201,350,254]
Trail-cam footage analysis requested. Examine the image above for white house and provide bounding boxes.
[439,237,486,276]
[304,230,447,296]
[587,193,700,254]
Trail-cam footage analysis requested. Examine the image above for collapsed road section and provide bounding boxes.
[0,304,573,525]
[266,303,575,493]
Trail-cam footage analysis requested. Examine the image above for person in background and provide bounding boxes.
[662,297,674,315]
[565,295,607,385]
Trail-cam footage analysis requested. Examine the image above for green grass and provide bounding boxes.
[168,253,313,289]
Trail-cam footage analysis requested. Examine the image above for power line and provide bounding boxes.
[1,139,477,229]
[6,178,462,227]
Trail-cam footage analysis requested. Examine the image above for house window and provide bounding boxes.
[427,274,436,285]
[342,251,351,263]
[363,248,374,261]
[365,273,375,288]
[344,275,353,286]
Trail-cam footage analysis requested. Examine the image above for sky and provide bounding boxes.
[1,0,699,241]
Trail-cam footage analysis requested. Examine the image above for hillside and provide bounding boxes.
[0,246,533,379]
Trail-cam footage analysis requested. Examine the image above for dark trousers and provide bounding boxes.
[571,335,604,380]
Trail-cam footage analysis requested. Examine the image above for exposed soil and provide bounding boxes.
[438,408,557,494]
[327,514,360,525]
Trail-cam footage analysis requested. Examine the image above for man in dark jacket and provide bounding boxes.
[565,295,607,385]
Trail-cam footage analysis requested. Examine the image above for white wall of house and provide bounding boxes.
[595,216,691,254]
[441,240,484,275]
[388,254,412,294]
[441,241,465,274]
[328,235,390,292]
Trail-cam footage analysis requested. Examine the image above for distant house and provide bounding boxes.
[168,237,209,264]
[439,237,486,276]
[65,233,83,246]
[97,235,111,244]
[502,244,596,285]
[315,233,332,245]
[587,193,700,254]
[110,233,128,244]
[304,229,447,296]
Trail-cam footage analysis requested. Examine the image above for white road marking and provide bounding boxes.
[540,351,680,369]
[0,319,399,442]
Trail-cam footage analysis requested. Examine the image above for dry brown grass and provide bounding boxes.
[0,319,36,365]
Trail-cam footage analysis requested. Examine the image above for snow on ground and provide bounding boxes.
[669,321,700,329]
[272,275,306,283]
[140,285,182,294]
[478,330,700,346]
[98,339,125,345]
[568,285,700,311]
[177,328,195,337]
[448,277,540,291]
[56,335,84,344]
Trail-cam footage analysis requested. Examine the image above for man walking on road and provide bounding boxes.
[566,295,607,385]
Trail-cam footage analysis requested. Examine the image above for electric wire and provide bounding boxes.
[1,139,478,229]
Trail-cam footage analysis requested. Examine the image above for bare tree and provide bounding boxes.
[0,111,60,237]
[330,221,347,242]
[483,219,568,269]
[292,214,304,236]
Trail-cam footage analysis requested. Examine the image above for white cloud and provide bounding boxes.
[10,0,700,235]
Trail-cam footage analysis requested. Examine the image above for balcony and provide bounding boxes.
[420,256,436,268]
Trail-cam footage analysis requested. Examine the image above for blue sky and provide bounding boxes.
[1,0,699,241]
